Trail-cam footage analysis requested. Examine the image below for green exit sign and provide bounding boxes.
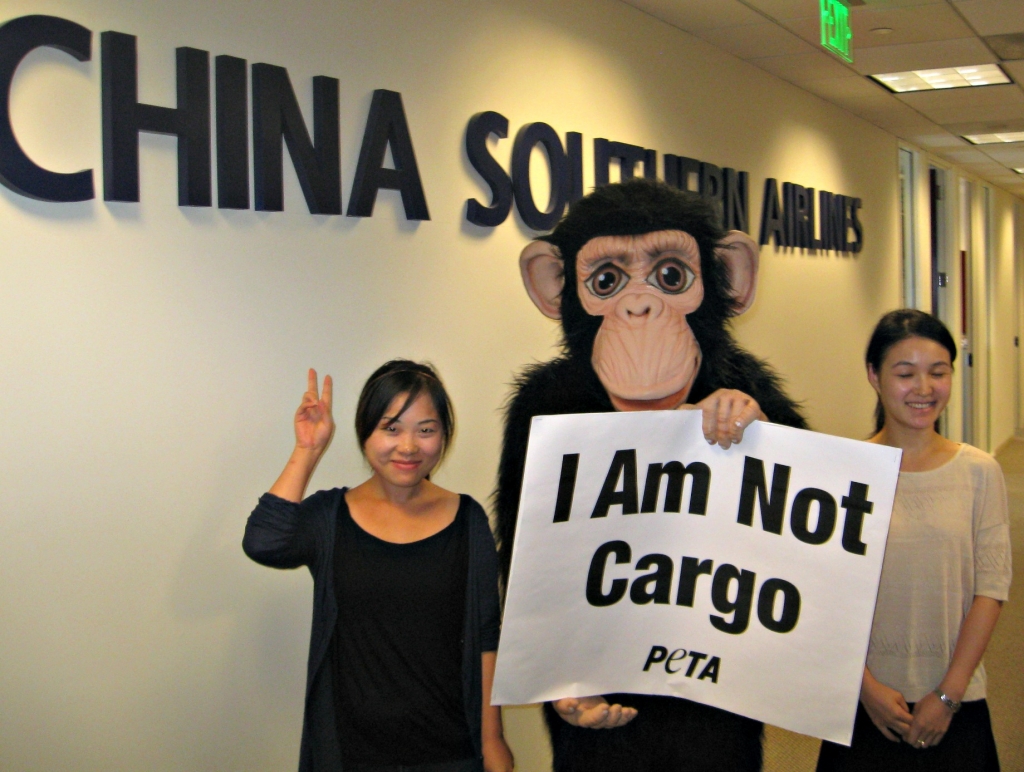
[821,0,853,63]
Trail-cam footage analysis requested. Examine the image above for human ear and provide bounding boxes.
[866,364,881,394]
[716,231,759,314]
[520,240,564,320]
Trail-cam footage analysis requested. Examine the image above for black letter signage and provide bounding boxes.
[347,89,428,220]
[101,32,211,206]
[0,15,93,202]
[251,63,340,215]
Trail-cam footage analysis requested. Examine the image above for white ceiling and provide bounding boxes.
[622,0,1024,196]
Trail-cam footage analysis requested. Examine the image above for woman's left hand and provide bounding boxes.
[904,692,953,749]
[482,735,514,772]
[684,389,765,449]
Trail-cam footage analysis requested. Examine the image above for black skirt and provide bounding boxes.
[817,699,1000,772]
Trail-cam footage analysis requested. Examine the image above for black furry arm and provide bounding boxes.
[690,342,808,430]
[493,358,612,583]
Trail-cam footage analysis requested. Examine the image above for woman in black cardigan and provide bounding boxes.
[244,361,513,772]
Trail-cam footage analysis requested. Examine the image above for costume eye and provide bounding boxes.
[648,259,695,294]
[585,263,629,299]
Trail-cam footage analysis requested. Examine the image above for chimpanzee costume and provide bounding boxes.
[494,180,807,772]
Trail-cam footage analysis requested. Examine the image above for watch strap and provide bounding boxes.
[933,688,961,713]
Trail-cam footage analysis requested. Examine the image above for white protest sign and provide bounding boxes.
[492,410,901,745]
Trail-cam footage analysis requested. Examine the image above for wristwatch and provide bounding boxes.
[933,689,961,714]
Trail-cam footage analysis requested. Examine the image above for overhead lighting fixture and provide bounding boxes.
[963,132,1024,144]
[871,64,1009,92]
[1014,168,1024,174]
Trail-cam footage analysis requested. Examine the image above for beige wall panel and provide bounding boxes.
[989,189,1019,451]
[0,1,901,770]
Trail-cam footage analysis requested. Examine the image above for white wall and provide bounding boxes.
[0,1,908,769]
[988,187,1019,451]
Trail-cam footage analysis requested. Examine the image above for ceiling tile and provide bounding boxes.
[782,12,975,53]
[984,33,1024,60]
[970,163,1018,177]
[695,22,816,59]
[953,0,1024,36]
[980,144,1024,165]
[799,74,894,102]
[895,83,1024,110]
[931,103,1024,124]
[883,119,951,138]
[849,37,996,74]
[942,147,997,163]
[619,0,765,32]
[747,50,857,85]
[942,119,1024,135]
[905,130,970,148]
[846,3,976,48]
[858,100,939,127]
[742,0,819,22]
[783,16,843,48]
[1003,60,1024,82]
[858,0,947,6]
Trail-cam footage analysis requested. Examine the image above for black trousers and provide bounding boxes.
[817,700,1000,772]
[344,759,481,772]
[545,694,763,772]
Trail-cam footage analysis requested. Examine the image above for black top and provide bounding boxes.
[242,489,500,772]
[332,495,474,766]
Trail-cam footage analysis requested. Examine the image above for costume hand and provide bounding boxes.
[689,389,763,449]
[482,735,514,772]
[294,368,335,453]
[860,674,912,742]
[904,693,952,749]
[552,696,637,729]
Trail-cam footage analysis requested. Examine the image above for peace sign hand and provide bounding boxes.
[294,368,335,454]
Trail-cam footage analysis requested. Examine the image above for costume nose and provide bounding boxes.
[618,288,663,320]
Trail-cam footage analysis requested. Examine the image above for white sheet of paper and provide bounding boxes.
[492,411,901,745]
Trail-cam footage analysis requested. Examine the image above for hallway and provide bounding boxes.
[764,439,1024,771]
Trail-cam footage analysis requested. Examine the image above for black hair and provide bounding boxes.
[354,359,455,458]
[865,309,957,432]
[543,179,734,361]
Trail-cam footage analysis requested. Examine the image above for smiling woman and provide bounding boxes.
[242,361,513,772]
[816,310,1012,772]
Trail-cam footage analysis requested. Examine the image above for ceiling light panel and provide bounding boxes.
[871,64,1009,92]
[962,132,1024,145]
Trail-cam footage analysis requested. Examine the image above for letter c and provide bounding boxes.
[0,15,94,201]
[585,540,631,607]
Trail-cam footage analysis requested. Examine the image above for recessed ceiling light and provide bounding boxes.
[963,132,1024,144]
[871,64,1010,92]
[1014,168,1024,174]
[871,27,893,35]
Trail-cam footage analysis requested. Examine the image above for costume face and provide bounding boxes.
[577,230,705,410]
[363,391,444,488]
[868,336,953,431]
[520,222,757,413]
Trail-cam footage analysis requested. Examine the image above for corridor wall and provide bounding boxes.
[0,1,907,769]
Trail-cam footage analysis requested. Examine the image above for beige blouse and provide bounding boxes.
[866,444,1012,703]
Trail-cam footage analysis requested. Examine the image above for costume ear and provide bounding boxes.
[520,240,564,320]
[716,231,759,315]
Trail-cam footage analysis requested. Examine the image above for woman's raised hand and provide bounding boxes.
[294,368,335,453]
